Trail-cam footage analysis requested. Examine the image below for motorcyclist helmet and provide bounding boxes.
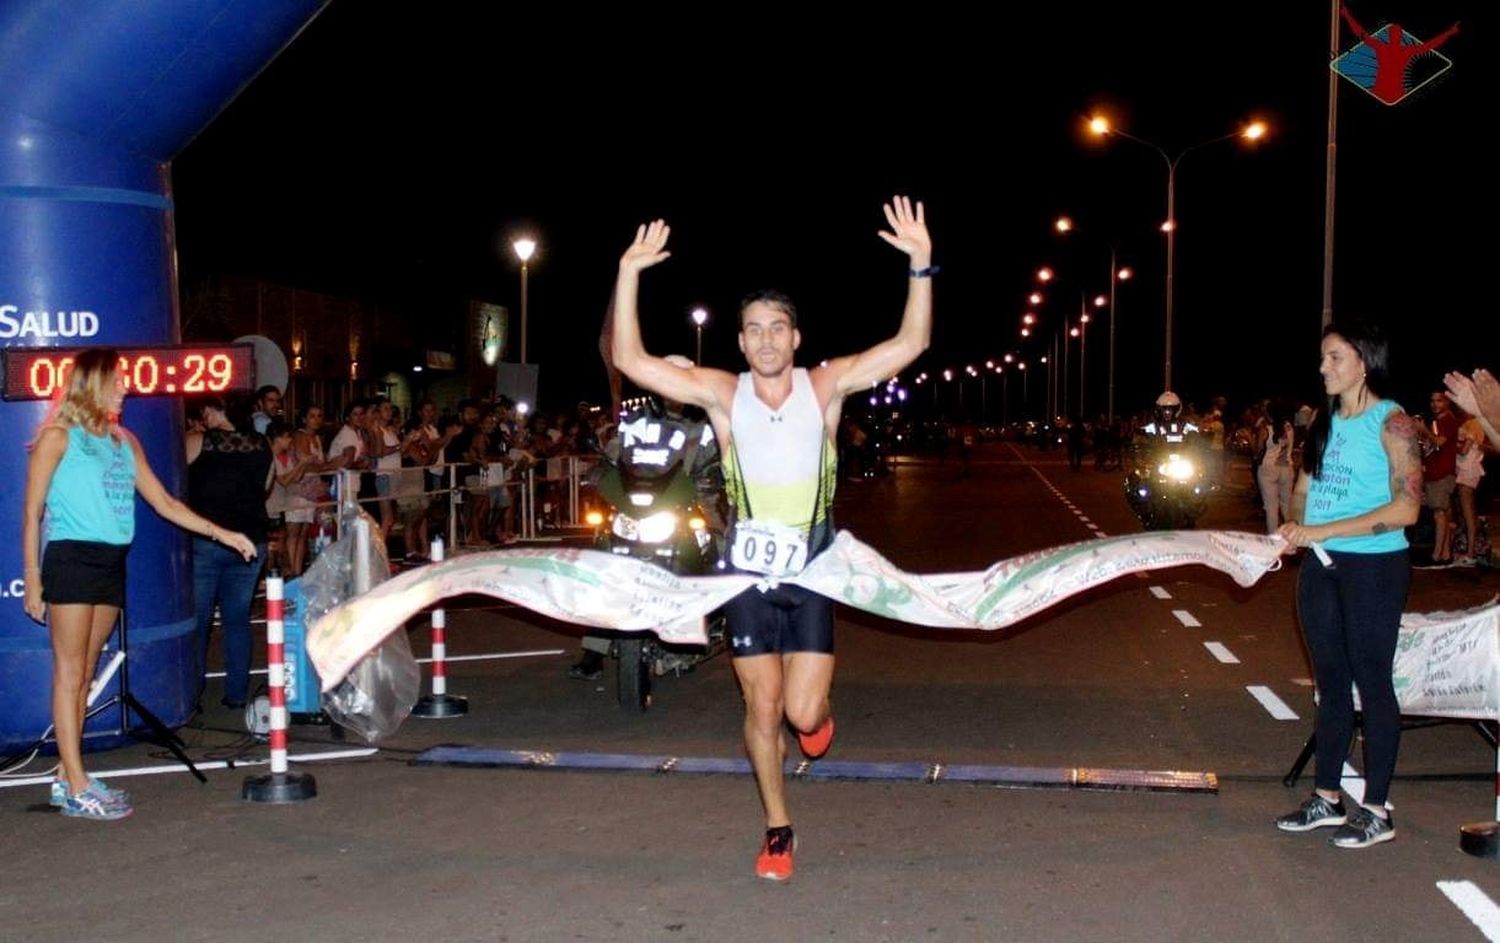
[1153,391,1183,425]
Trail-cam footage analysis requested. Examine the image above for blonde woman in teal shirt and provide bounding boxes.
[23,348,255,821]
[1275,321,1422,849]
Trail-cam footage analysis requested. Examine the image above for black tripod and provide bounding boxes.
[90,610,206,783]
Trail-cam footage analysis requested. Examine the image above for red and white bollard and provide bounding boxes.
[244,569,318,802]
[412,537,468,718]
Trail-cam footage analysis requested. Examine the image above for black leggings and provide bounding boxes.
[1296,549,1410,806]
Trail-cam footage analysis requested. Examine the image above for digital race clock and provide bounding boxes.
[1,344,256,401]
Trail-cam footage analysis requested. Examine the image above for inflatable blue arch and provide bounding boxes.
[0,1,328,752]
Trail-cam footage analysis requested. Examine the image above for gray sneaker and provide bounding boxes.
[1275,794,1347,832]
[50,777,128,809]
[1329,806,1395,848]
[59,780,133,821]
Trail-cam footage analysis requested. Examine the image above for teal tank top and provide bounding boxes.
[45,425,137,545]
[1305,399,1407,553]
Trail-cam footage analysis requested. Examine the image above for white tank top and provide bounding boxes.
[725,368,836,540]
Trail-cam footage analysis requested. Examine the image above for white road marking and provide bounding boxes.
[1247,685,1299,720]
[1149,586,1172,600]
[1173,610,1202,627]
[1438,882,1500,942]
[0,748,379,790]
[1203,642,1240,664]
[203,648,566,679]
[1341,761,1367,805]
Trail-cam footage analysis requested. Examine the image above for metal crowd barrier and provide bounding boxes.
[291,455,598,559]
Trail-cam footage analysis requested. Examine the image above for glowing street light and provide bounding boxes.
[1029,292,1044,306]
[512,237,537,365]
[1086,113,1268,389]
[690,306,709,364]
[1036,267,1054,283]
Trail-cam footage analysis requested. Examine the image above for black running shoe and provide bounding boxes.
[1275,794,1347,832]
[1329,806,1395,848]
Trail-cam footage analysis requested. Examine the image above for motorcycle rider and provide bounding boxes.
[569,363,727,681]
[1127,391,1211,529]
[1137,391,1199,445]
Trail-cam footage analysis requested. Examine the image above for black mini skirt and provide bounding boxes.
[41,540,130,607]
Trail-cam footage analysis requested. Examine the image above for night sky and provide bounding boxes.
[173,1,1491,418]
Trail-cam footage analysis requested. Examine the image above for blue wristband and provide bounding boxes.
[909,265,941,278]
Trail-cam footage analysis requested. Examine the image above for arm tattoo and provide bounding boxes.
[1385,412,1421,442]
[1371,523,1390,535]
[1385,411,1425,502]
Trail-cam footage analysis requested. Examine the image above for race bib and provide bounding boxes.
[730,520,809,577]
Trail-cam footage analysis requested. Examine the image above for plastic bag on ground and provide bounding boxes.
[299,505,418,741]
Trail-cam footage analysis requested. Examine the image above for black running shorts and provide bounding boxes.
[723,581,834,657]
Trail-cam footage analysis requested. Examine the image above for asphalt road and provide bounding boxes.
[5,443,1500,942]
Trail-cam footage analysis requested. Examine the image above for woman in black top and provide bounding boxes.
[185,396,272,708]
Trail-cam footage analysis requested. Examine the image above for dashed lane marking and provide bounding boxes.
[1438,881,1500,942]
[1246,685,1299,720]
[1203,642,1240,664]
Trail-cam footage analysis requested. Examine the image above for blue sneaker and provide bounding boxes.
[52,777,129,810]
[59,780,133,821]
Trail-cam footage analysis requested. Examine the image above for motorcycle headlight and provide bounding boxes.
[1157,454,1197,482]
[612,512,639,541]
[636,511,679,544]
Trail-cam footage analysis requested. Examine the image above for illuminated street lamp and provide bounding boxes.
[1086,114,1267,390]
[690,307,708,364]
[512,237,537,365]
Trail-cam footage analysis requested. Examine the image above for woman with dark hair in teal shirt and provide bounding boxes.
[1274,321,1422,849]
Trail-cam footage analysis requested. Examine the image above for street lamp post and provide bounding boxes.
[1062,327,1073,420]
[512,238,537,365]
[1108,256,1134,423]
[1050,333,1060,421]
[691,307,708,364]
[997,366,1009,425]
[1081,320,1090,418]
[1088,116,1266,391]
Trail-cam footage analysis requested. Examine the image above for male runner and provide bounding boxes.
[609,196,934,880]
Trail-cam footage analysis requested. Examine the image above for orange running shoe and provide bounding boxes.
[755,826,796,881]
[797,714,835,760]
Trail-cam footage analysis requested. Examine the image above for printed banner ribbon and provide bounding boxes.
[308,529,1287,691]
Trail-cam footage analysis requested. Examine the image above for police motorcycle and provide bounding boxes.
[1124,391,1211,530]
[585,397,727,711]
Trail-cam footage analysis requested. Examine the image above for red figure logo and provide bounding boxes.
[1339,6,1459,105]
